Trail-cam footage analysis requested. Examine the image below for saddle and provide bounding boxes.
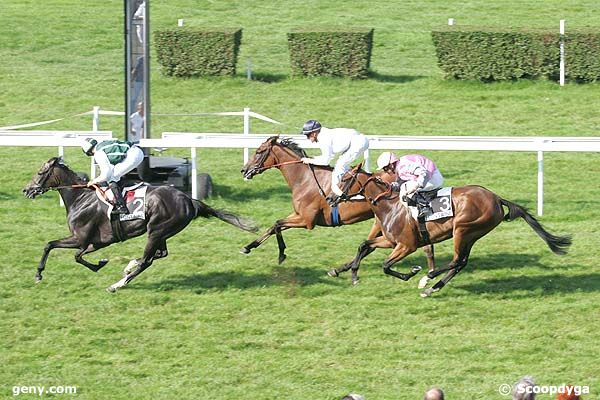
[405,187,453,222]
[93,182,148,221]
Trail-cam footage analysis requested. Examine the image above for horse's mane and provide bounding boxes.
[278,138,308,158]
[48,157,85,183]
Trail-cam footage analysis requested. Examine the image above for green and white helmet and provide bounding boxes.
[81,138,98,156]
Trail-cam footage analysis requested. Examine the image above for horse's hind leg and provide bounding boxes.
[421,238,474,297]
[107,236,161,293]
[36,236,81,282]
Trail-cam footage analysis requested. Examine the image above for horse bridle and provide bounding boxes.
[252,141,327,197]
[344,169,399,205]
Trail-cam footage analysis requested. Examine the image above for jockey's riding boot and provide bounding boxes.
[415,192,432,218]
[109,182,129,215]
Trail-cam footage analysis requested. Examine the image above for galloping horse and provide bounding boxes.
[240,136,434,275]
[23,157,258,292]
[337,172,572,297]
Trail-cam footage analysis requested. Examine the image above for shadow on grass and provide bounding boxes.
[213,182,291,202]
[455,272,600,297]
[249,73,287,83]
[133,267,337,293]
[369,72,426,83]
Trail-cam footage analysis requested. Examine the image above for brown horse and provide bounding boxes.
[240,136,434,275]
[338,172,572,297]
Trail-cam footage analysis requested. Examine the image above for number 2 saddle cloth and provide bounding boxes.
[93,182,148,222]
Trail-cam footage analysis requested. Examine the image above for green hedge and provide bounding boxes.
[565,32,600,82]
[431,27,558,81]
[287,29,374,79]
[154,29,242,77]
[432,27,600,82]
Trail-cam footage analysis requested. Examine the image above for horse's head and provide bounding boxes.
[23,157,77,199]
[362,172,399,205]
[241,136,306,180]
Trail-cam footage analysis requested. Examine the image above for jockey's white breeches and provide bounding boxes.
[420,169,444,192]
[331,134,369,194]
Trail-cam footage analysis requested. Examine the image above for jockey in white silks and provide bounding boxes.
[300,120,369,202]
[377,152,444,218]
[81,138,145,215]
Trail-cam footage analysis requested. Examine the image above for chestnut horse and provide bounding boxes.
[337,173,572,297]
[240,136,434,275]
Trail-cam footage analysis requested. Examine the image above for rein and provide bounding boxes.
[364,176,396,205]
[256,159,303,171]
[49,184,91,190]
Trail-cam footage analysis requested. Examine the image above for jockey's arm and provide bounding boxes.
[302,144,334,166]
[90,151,112,185]
[412,165,428,188]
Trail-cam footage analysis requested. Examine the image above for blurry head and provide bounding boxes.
[512,376,536,400]
[81,138,98,156]
[424,388,444,400]
[136,102,144,115]
[341,394,365,400]
[556,385,581,400]
[376,151,399,172]
[302,119,321,142]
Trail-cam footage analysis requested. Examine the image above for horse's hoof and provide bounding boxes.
[99,259,109,268]
[106,286,117,293]
[240,247,250,254]
[352,279,360,286]
[411,265,422,274]
[35,276,42,284]
[327,269,339,278]
[420,288,436,298]
[278,254,287,265]
[417,275,431,289]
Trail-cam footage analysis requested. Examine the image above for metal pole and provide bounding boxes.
[191,147,198,199]
[363,149,370,172]
[537,150,544,216]
[243,107,250,164]
[560,19,565,86]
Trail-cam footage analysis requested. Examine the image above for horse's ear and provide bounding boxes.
[355,161,363,171]
[268,135,279,144]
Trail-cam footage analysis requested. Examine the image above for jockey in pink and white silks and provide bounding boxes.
[376,152,444,218]
[300,120,369,203]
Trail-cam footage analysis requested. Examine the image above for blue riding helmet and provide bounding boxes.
[302,120,322,135]
[81,138,98,156]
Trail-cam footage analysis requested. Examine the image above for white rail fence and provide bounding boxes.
[2,128,600,216]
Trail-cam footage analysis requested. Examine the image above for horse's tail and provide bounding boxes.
[500,198,572,255]
[192,200,259,233]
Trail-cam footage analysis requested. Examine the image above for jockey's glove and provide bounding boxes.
[390,182,401,192]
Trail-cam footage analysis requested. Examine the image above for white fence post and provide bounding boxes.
[363,149,370,172]
[243,107,250,164]
[92,106,100,132]
[560,20,566,86]
[448,18,454,26]
[191,147,198,199]
[537,149,544,216]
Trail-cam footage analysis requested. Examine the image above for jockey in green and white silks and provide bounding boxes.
[81,138,144,215]
[300,120,369,198]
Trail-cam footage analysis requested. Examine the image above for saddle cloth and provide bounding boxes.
[94,182,148,221]
[407,187,453,221]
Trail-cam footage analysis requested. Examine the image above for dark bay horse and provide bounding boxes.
[339,173,572,297]
[240,136,434,275]
[23,157,258,292]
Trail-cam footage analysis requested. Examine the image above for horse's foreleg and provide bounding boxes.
[241,213,307,263]
[417,244,436,289]
[382,243,420,281]
[75,244,110,272]
[36,236,81,282]
[330,236,393,285]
